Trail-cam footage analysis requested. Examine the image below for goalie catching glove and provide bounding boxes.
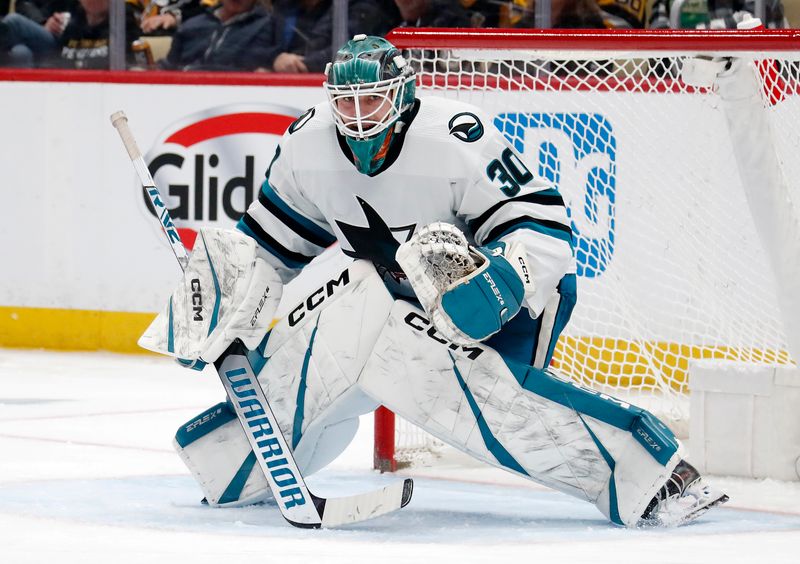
[139,228,282,368]
[396,222,534,345]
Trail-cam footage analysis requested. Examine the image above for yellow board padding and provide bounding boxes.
[2,307,793,390]
[552,336,792,393]
[0,306,156,353]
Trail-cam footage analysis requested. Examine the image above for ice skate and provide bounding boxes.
[639,460,729,527]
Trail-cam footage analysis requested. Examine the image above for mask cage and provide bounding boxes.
[325,74,414,139]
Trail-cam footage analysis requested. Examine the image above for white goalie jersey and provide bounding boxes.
[237,97,576,318]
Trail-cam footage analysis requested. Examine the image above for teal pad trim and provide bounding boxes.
[504,358,678,465]
[200,231,222,336]
[440,246,524,341]
[440,280,504,340]
[167,297,174,353]
[176,358,207,371]
[578,414,623,526]
[246,331,272,377]
[544,274,577,363]
[449,352,529,476]
[292,319,320,449]
[218,451,258,505]
[631,410,677,466]
[174,402,237,448]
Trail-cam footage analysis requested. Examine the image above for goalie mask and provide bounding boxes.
[324,34,416,175]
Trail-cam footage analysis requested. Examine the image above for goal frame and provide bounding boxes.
[373,27,800,473]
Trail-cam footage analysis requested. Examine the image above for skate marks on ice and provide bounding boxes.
[0,471,797,543]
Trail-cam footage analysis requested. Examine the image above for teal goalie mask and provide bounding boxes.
[324,34,416,175]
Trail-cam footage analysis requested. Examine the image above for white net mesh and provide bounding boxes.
[379,34,800,463]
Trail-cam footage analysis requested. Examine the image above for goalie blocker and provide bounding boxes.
[138,228,282,368]
[164,242,725,527]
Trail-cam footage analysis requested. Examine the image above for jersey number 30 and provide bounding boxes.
[487,148,533,197]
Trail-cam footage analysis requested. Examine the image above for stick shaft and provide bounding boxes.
[110,111,190,271]
[109,110,324,527]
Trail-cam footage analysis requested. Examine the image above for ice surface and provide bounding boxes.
[1,349,799,564]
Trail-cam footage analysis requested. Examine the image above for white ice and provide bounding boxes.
[1,348,799,564]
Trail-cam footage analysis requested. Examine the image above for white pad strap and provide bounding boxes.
[139,227,282,364]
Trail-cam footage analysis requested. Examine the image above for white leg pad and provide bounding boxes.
[174,402,271,507]
[175,259,392,506]
[359,299,680,526]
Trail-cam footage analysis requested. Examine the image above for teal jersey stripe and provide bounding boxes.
[292,320,320,450]
[468,188,566,234]
[488,218,574,247]
[237,217,311,269]
[449,352,529,476]
[260,181,336,248]
[218,451,258,505]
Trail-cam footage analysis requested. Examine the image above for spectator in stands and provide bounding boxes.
[458,0,539,27]
[49,0,139,68]
[563,0,630,27]
[457,0,497,26]
[460,0,616,29]
[385,0,472,28]
[13,0,74,24]
[129,0,208,35]
[596,0,645,27]
[160,0,274,71]
[267,0,388,73]
[0,1,78,66]
[649,0,788,29]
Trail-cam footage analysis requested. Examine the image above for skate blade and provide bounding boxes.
[676,492,730,526]
[638,492,729,528]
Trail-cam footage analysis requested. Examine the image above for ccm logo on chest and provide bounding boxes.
[288,269,351,327]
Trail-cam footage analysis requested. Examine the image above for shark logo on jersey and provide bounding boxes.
[494,113,617,279]
[448,112,484,143]
[336,197,416,282]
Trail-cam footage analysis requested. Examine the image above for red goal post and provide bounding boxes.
[373,27,800,472]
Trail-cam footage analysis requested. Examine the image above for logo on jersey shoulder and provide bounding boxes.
[289,107,315,134]
[448,112,484,143]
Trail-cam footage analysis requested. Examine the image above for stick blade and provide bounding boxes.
[320,478,413,528]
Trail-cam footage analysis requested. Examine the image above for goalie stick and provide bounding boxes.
[109,110,413,528]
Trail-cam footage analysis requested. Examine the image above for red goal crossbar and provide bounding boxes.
[385,27,800,51]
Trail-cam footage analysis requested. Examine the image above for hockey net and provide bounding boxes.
[373,28,800,472]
